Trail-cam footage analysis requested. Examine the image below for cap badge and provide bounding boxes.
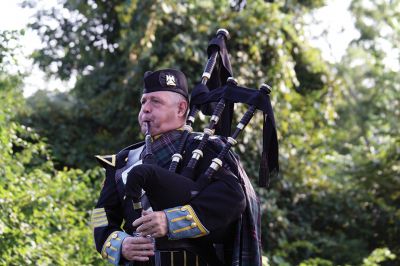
[165,74,176,86]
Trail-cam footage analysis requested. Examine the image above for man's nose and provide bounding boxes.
[141,102,151,113]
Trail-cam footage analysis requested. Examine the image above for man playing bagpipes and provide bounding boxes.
[92,30,279,266]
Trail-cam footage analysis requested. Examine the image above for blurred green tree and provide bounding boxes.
[0,30,105,265]
[333,0,400,262]
[265,0,399,264]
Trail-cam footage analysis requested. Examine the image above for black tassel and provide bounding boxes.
[258,151,269,187]
[259,113,270,187]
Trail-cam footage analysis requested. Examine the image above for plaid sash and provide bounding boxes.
[140,130,182,168]
[231,160,262,266]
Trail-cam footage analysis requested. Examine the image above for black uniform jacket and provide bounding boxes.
[92,131,246,265]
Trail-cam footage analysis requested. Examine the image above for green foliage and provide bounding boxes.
[262,185,399,265]
[0,30,105,265]
[362,248,396,266]
[333,0,400,263]
[0,30,23,68]
[299,257,333,266]
[261,1,400,264]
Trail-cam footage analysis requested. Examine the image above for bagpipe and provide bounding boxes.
[125,29,279,225]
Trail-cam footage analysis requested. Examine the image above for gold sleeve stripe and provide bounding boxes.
[92,213,107,219]
[93,222,108,228]
[91,218,108,224]
[92,213,106,217]
[110,246,118,251]
[92,211,106,216]
[92,218,108,224]
[171,216,187,222]
[92,215,107,221]
[92,219,108,224]
[91,208,108,224]
[185,205,208,237]
[92,208,106,214]
[91,208,108,228]
[166,208,180,213]
[172,225,192,234]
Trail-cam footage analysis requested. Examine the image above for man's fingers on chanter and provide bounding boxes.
[132,214,152,227]
[132,243,154,251]
[130,236,153,244]
[138,221,155,233]
[151,232,160,238]
[134,249,155,256]
[132,256,150,262]
[125,244,152,252]
[142,210,151,216]
[132,217,144,227]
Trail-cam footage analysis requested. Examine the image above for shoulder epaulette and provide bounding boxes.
[95,141,145,170]
[95,154,116,169]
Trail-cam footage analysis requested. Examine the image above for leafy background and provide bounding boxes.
[0,0,399,265]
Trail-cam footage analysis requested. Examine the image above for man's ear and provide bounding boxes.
[177,100,188,117]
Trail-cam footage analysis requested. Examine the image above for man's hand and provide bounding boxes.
[121,236,154,262]
[132,210,168,238]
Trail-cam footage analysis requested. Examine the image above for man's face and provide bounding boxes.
[138,91,187,136]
